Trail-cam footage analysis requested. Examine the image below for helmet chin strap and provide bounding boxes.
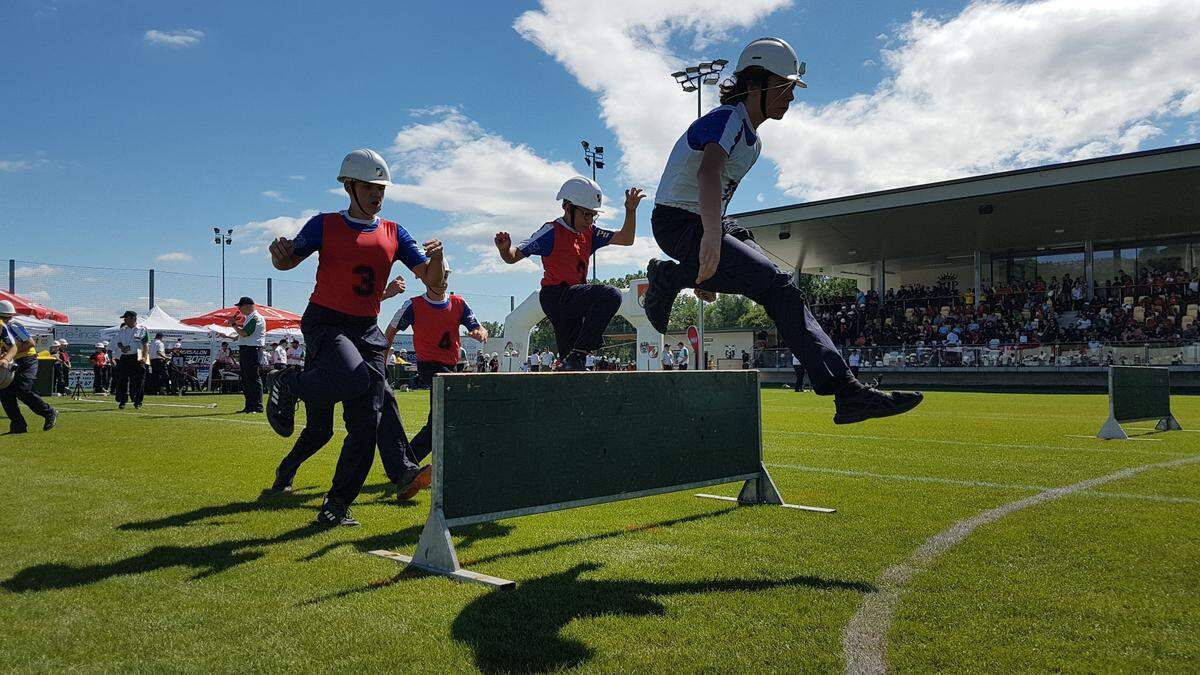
[349,181,372,220]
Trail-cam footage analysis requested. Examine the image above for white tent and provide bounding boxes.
[10,315,57,337]
[101,306,216,343]
[266,326,303,342]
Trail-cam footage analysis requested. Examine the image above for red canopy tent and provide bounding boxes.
[181,305,301,333]
[0,290,70,323]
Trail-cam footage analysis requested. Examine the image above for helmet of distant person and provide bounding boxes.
[555,176,603,211]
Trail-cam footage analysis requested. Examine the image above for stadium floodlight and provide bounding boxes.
[581,140,589,150]
[580,138,606,281]
[712,58,728,68]
[595,146,603,154]
[703,76,719,85]
[212,225,234,307]
[682,84,698,92]
[699,61,712,70]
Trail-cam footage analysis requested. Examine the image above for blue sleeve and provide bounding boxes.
[388,300,414,331]
[686,107,735,151]
[8,322,31,343]
[291,215,325,259]
[517,223,555,257]
[394,226,429,271]
[459,300,480,331]
[592,225,615,251]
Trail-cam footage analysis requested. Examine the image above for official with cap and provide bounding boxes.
[229,297,266,413]
[112,310,149,409]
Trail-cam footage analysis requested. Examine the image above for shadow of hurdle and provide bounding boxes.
[451,562,876,673]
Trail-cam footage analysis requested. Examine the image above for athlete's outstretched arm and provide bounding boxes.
[493,232,526,264]
[609,188,645,246]
[695,143,728,284]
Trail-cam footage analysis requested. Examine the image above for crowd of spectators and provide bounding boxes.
[808,267,1200,349]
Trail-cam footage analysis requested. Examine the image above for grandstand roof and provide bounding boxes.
[735,143,1200,273]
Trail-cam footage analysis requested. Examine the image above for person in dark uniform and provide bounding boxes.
[494,178,644,371]
[792,353,806,393]
[642,37,922,424]
[0,301,57,433]
[229,297,266,413]
[111,310,148,410]
[265,148,446,527]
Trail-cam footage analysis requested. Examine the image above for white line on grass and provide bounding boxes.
[767,430,1187,456]
[1128,427,1200,433]
[1064,434,1159,442]
[767,463,1200,505]
[840,453,1200,675]
[65,398,218,409]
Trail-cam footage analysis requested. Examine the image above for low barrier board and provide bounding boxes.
[371,370,833,587]
[1097,366,1182,439]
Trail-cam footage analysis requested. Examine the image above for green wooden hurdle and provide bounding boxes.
[371,370,833,587]
[1097,366,1183,440]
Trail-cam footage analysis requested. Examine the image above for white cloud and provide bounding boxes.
[0,160,33,172]
[261,190,289,202]
[155,252,193,263]
[288,175,305,181]
[385,108,580,274]
[144,28,205,48]
[235,210,319,250]
[514,0,791,186]
[861,59,876,67]
[14,264,58,279]
[765,0,1200,200]
[756,193,765,203]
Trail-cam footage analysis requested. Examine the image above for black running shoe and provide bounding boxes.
[270,464,294,493]
[396,465,431,502]
[561,351,587,372]
[833,385,924,425]
[266,368,297,438]
[315,498,359,527]
[118,403,126,410]
[42,410,58,432]
[644,259,682,334]
[7,427,27,435]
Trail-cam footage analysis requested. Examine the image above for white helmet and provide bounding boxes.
[734,37,807,88]
[337,148,393,186]
[0,300,15,316]
[556,176,603,211]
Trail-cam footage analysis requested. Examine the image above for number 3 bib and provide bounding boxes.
[309,213,400,317]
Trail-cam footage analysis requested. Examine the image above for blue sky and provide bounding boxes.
[2,0,1197,325]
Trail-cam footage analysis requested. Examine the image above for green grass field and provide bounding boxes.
[1,388,1197,673]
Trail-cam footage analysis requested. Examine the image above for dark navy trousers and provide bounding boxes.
[651,204,853,395]
[406,361,454,466]
[283,303,413,505]
[539,283,622,357]
[1,356,54,431]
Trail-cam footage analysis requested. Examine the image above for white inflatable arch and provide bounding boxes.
[498,278,665,371]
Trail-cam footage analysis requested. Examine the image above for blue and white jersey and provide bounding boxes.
[655,102,761,215]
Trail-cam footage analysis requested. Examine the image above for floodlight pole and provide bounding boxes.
[213,226,233,308]
[581,139,605,283]
[672,59,728,370]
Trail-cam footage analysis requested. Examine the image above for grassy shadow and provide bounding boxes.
[451,562,875,673]
[1,524,326,593]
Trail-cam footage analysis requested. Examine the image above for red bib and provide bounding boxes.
[540,220,593,287]
[309,213,400,317]
[412,295,467,365]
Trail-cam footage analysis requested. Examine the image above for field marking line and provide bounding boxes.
[1128,427,1200,433]
[64,398,218,409]
[767,463,1200,506]
[766,430,1187,456]
[840,453,1200,675]
[1064,434,1159,442]
[57,408,279,427]
[761,402,1107,424]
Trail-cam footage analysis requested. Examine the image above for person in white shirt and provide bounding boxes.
[676,342,690,370]
[149,332,169,395]
[112,310,149,409]
[286,340,304,367]
[271,340,289,370]
[539,349,554,371]
[230,296,266,413]
[584,352,596,371]
[527,351,540,372]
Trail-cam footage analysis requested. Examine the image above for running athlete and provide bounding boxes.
[383,268,487,488]
[494,178,644,371]
[0,301,57,433]
[266,148,445,526]
[643,37,923,424]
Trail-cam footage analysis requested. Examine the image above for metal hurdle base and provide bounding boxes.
[369,508,515,589]
[695,463,836,514]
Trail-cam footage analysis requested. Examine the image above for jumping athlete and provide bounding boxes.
[494,178,644,371]
[266,148,445,526]
[383,268,487,488]
[643,37,923,424]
